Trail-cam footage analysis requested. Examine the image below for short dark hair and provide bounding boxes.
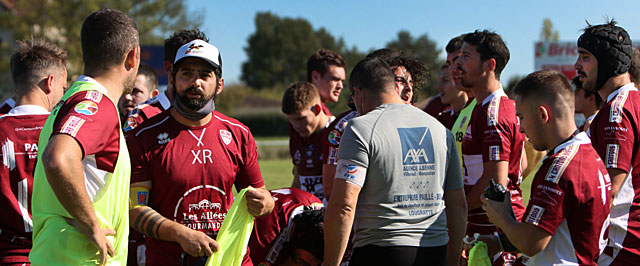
[10,38,67,91]
[288,209,325,262]
[164,29,209,63]
[462,30,510,79]
[81,8,138,73]
[445,34,465,54]
[281,82,319,114]
[513,70,574,119]
[137,64,158,93]
[349,57,395,94]
[306,49,345,82]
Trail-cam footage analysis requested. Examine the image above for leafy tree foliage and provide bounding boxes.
[0,0,202,99]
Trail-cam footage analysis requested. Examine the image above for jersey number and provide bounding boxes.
[456,131,464,142]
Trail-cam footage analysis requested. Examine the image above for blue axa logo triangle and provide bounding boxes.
[398,127,435,165]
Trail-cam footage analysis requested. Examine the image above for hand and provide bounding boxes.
[66,218,115,266]
[480,190,515,229]
[245,187,274,217]
[177,228,219,257]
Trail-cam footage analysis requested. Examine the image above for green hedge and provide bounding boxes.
[235,112,289,137]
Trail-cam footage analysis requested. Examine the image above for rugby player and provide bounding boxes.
[117,64,159,127]
[282,82,334,201]
[127,39,274,265]
[0,38,67,266]
[574,21,640,265]
[30,9,139,265]
[479,70,611,265]
[324,57,466,266]
[249,187,323,265]
[306,49,346,115]
[454,29,526,265]
[123,29,209,131]
[436,63,470,130]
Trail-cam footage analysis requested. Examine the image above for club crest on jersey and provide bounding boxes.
[74,100,98,115]
[293,150,301,165]
[398,127,435,177]
[157,132,170,145]
[220,130,232,145]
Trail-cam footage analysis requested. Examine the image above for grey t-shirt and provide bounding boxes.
[337,103,462,248]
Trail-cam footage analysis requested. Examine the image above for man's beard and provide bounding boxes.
[122,71,136,95]
[176,85,217,110]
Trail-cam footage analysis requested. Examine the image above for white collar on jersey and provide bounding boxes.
[77,75,108,93]
[5,105,49,116]
[482,86,507,106]
[552,131,591,154]
[606,83,637,103]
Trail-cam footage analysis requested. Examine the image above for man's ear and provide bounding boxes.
[311,70,321,83]
[311,104,321,115]
[151,89,159,98]
[484,58,497,73]
[538,105,551,124]
[125,46,140,71]
[40,74,55,94]
[216,78,225,95]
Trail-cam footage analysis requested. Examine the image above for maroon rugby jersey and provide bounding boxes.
[0,98,15,115]
[249,188,322,264]
[288,121,332,201]
[461,89,526,232]
[322,110,358,166]
[423,94,449,118]
[524,132,610,265]
[123,92,171,132]
[0,105,48,264]
[436,107,456,130]
[127,110,264,266]
[589,83,640,263]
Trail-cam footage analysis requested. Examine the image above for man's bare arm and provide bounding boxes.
[608,168,628,204]
[444,188,467,266]
[322,164,337,200]
[42,134,114,264]
[467,160,508,210]
[324,179,361,266]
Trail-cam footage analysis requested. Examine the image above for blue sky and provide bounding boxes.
[186,0,640,89]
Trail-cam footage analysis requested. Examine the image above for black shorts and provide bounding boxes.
[349,244,447,266]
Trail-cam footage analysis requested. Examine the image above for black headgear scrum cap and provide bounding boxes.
[577,21,633,91]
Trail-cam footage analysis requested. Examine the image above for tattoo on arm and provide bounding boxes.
[134,207,169,239]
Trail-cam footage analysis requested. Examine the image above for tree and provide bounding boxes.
[0,0,202,99]
[540,18,559,41]
[385,31,444,99]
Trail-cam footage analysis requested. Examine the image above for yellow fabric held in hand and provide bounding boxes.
[468,241,492,266]
[206,187,256,266]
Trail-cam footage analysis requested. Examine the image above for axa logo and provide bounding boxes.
[157,132,170,145]
[398,127,434,165]
[186,44,203,54]
[404,148,429,164]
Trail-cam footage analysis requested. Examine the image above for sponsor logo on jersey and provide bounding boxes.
[545,143,578,183]
[220,130,232,145]
[189,199,222,212]
[487,97,500,126]
[74,100,99,115]
[136,191,148,205]
[177,185,227,232]
[124,117,138,132]
[489,145,500,160]
[328,147,339,165]
[157,132,170,145]
[60,116,85,137]
[398,127,436,177]
[328,130,341,145]
[610,90,628,123]
[525,205,544,226]
[605,144,619,168]
[84,90,103,102]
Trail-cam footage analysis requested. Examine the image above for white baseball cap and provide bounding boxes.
[174,39,221,71]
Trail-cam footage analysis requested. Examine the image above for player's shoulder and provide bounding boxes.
[128,109,172,138]
[212,111,250,135]
[543,133,596,184]
[64,90,117,117]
